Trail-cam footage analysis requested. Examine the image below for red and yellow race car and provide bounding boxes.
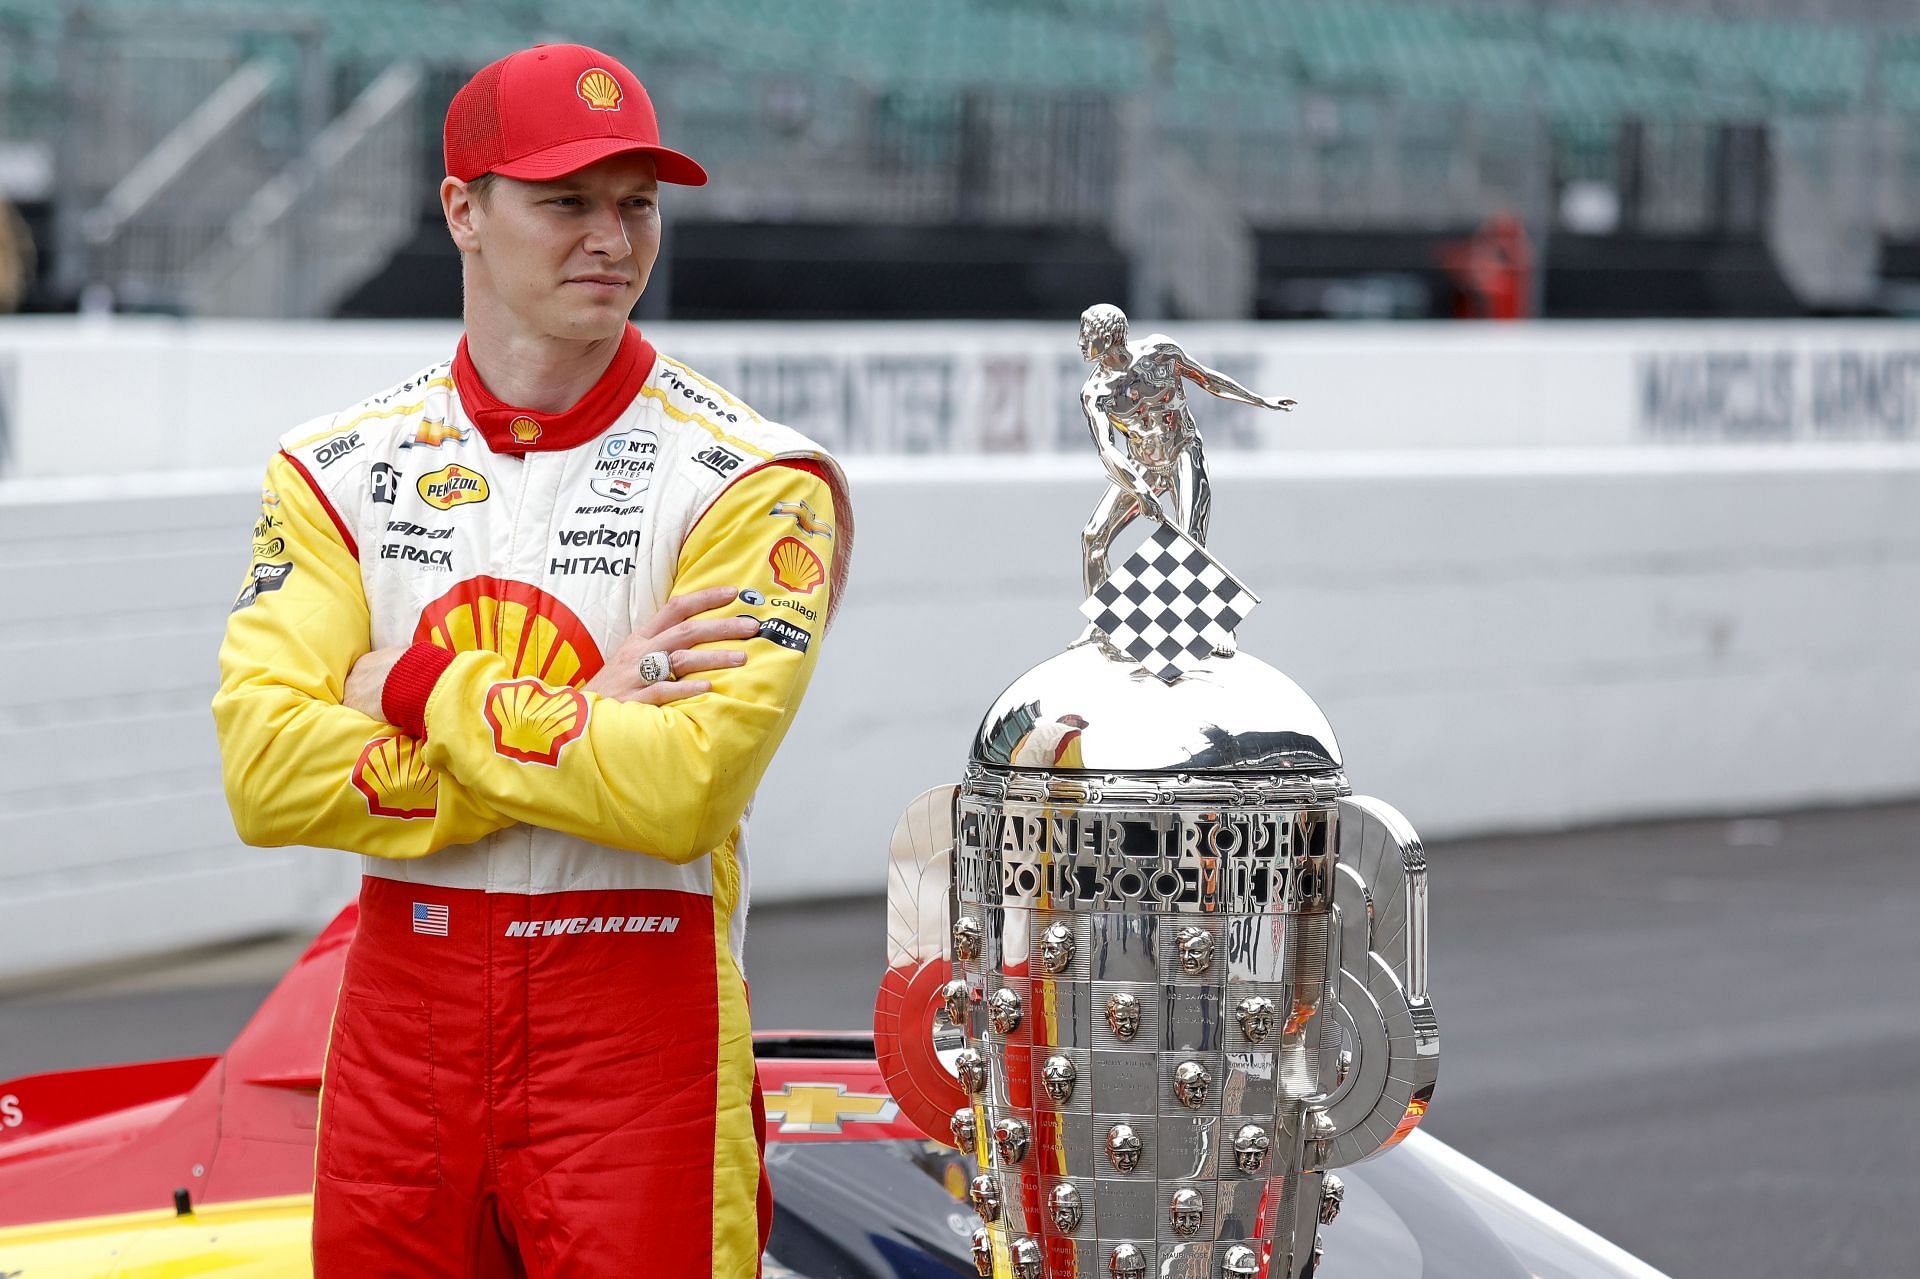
[0,904,1666,1278]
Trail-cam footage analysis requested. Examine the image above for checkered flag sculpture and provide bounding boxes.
[1080,523,1260,682]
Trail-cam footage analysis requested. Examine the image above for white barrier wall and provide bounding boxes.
[3,448,1917,980]
[3,318,1920,478]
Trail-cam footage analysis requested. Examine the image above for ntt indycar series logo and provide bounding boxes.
[503,915,681,938]
[591,427,657,503]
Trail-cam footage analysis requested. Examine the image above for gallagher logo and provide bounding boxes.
[418,464,489,510]
[484,680,589,766]
[351,735,438,819]
[415,576,604,686]
[769,537,825,594]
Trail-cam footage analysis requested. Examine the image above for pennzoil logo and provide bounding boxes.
[351,735,438,819]
[769,536,825,595]
[418,464,489,510]
[485,680,589,766]
[415,577,604,685]
[510,416,543,445]
[576,68,623,111]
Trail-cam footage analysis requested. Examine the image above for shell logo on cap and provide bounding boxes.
[769,536,825,595]
[510,416,543,445]
[352,735,438,819]
[485,680,589,766]
[576,68,623,111]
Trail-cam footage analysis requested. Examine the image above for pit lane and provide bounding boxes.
[2,802,1913,1279]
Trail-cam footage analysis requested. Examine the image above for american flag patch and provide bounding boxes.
[412,902,449,936]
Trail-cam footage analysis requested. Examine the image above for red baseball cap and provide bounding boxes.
[444,43,708,186]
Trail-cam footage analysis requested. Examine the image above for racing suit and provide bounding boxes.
[213,324,850,1278]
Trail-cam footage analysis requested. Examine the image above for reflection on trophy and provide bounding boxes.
[876,306,1438,1279]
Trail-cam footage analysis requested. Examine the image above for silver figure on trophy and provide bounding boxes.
[1077,304,1294,596]
[876,306,1437,1279]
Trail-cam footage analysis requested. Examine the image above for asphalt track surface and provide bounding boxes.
[2,802,1914,1279]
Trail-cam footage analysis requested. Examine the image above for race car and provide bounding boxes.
[0,904,1665,1278]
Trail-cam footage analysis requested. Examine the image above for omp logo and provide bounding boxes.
[418,464,489,510]
[484,680,588,766]
[693,445,744,477]
[415,577,604,685]
[315,430,363,468]
[503,915,679,938]
[351,736,438,819]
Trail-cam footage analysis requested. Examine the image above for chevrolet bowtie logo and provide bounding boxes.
[762,1082,900,1134]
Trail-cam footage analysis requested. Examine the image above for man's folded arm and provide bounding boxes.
[212,452,516,856]
[398,463,838,865]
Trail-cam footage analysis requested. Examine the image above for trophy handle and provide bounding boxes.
[873,784,970,1147]
[1307,795,1441,1167]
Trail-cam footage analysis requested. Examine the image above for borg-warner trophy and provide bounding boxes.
[874,306,1438,1279]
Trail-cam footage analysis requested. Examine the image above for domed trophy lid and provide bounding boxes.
[971,640,1340,773]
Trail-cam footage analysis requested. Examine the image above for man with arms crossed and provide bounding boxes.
[213,44,850,1278]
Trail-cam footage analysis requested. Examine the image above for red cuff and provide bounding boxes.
[382,643,454,740]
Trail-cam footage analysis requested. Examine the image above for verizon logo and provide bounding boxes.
[504,915,680,938]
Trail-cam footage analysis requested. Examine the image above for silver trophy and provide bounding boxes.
[877,306,1437,1279]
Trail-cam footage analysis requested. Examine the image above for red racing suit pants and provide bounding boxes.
[312,877,771,1277]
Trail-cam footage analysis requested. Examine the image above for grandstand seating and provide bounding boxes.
[3,0,1916,143]
[2,0,1916,318]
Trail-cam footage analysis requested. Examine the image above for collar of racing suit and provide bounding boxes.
[452,323,658,454]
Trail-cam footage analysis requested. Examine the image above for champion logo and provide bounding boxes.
[503,915,680,938]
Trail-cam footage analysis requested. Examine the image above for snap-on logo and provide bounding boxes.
[503,915,680,938]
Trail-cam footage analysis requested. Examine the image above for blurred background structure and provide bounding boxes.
[5,0,1920,320]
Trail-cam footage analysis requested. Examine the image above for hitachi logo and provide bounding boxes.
[503,916,680,938]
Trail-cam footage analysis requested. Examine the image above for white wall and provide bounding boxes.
[3,318,1920,479]
[3,447,1916,979]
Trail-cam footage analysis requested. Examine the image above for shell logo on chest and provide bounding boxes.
[414,576,606,685]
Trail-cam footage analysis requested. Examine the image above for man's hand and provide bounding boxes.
[586,585,757,705]
[344,645,408,720]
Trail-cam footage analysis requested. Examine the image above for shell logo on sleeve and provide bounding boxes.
[576,68,623,111]
[351,735,439,819]
[415,576,605,685]
[418,464,490,510]
[769,537,825,595]
[485,680,590,766]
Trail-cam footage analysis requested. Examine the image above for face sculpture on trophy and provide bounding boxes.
[873,305,1440,1279]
